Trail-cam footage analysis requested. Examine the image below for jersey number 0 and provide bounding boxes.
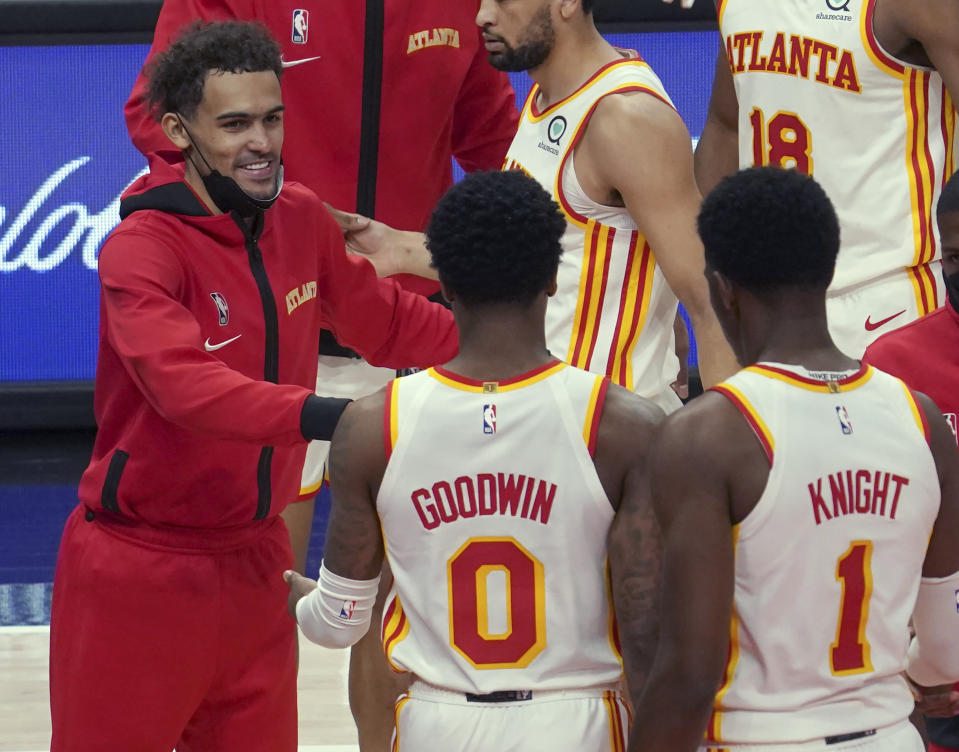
[448,537,546,670]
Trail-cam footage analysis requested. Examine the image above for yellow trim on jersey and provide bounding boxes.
[604,690,627,752]
[475,564,513,641]
[383,593,411,672]
[571,224,612,369]
[945,98,957,178]
[858,3,906,80]
[567,219,600,360]
[607,236,645,387]
[620,244,656,390]
[714,381,776,456]
[707,524,741,744]
[604,558,624,666]
[391,694,410,752]
[427,361,567,393]
[905,70,936,268]
[746,365,875,393]
[525,60,653,124]
[299,478,323,497]
[900,380,929,439]
[389,377,400,451]
[584,375,607,448]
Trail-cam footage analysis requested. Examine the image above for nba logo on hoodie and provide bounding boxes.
[292,9,309,44]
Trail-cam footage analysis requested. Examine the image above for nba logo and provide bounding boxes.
[836,405,853,435]
[291,9,309,44]
[339,600,356,620]
[483,404,497,435]
[210,292,229,326]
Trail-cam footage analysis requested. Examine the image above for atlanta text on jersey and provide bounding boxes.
[726,31,862,93]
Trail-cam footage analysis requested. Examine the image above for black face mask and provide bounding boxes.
[944,266,959,313]
[178,116,283,217]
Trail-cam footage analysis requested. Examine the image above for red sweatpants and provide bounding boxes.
[49,505,297,752]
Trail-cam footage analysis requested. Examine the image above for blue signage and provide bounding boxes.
[0,31,717,383]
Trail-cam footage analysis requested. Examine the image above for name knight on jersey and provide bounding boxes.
[410,472,557,531]
[808,469,910,525]
[726,31,862,93]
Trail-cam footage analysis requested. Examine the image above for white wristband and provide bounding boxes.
[906,570,959,687]
[295,561,380,649]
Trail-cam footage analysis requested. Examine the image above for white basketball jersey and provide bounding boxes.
[377,362,624,694]
[503,59,680,401]
[707,363,940,745]
[718,0,956,310]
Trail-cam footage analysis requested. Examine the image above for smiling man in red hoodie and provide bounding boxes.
[48,20,456,752]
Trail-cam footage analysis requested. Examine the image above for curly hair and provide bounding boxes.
[698,167,839,293]
[145,20,283,121]
[426,170,566,306]
[938,169,959,217]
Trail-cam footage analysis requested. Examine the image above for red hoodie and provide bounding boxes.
[125,0,519,298]
[78,152,457,528]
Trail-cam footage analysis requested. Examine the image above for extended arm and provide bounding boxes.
[598,385,666,705]
[314,205,456,368]
[627,401,738,752]
[907,392,959,688]
[578,93,739,388]
[878,0,959,105]
[285,392,389,647]
[693,44,740,197]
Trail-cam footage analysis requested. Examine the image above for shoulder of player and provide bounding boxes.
[653,390,756,473]
[586,87,683,143]
[878,0,959,49]
[599,382,666,440]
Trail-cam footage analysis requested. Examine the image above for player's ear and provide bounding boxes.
[558,0,581,21]
[707,268,737,316]
[546,274,558,297]
[439,280,454,305]
[161,112,192,151]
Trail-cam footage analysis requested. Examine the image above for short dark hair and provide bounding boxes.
[426,170,566,306]
[698,167,839,293]
[146,20,283,120]
[938,170,959,217]
[582,0,595,12]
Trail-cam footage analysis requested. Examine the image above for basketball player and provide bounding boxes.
[628,167,959,752]
[863,171,959,751]
[48,22,457,752]
[694,0,959,357]
[338,0,738,409]
[285,170,665,749]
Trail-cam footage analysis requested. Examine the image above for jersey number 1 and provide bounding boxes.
[749,108,813,175]
[830,540,875,675]
[447,537,546,669]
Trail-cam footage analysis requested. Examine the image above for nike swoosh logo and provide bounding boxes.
[204,334,242,352]
[280,55,321,69]
[864,310,906,332]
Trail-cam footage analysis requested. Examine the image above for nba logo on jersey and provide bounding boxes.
[339,600,356,620]
[210,292,229,325]
[483,404,497,435]
[291,9,309,44]
[836,405,853,435]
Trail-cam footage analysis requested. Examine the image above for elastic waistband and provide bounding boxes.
[702,718,911,751]
[409,680,619,706]
[81,505,283,552]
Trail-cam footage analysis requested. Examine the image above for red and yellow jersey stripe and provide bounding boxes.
[710,382,775,466]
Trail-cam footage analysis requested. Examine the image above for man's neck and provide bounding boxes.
[182,159,223,216]
[531,26,622,109]
[442,310,554,382]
